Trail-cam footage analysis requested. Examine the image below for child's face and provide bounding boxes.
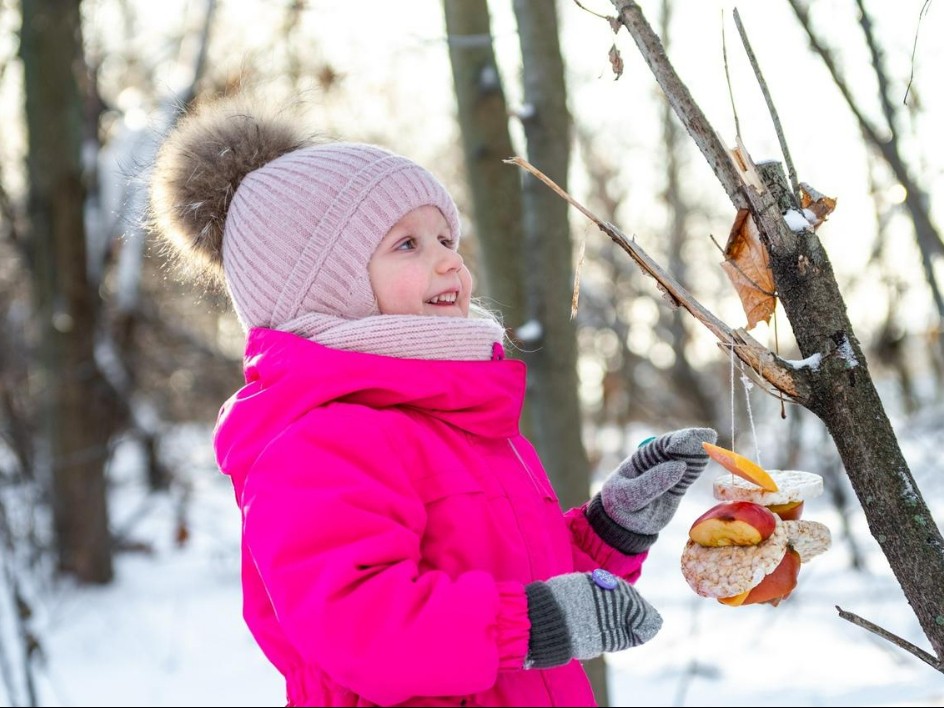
[368,205,472,318]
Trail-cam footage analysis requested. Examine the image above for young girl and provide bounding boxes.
[149,95,717,707]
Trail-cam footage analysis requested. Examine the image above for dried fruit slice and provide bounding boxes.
[703,442,779,492]
[680,517,788,598]
[736,547,801,606]
[688,501,777,547]
[767,500,804,521]
[783,519,832,562]
[717,588,751,606]
[713,469,824,506]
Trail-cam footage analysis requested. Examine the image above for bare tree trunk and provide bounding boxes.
[512,2,606,703]
[445,1,607,699]
[607,0,944,668]
[512,0,588,509]
[442,0,527,335]
[20,0,114,583]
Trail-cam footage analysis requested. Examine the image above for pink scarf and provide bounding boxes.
[278,307,506,361]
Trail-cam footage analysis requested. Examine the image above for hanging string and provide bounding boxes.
[726,339,738,487]
[727,335,762,467]
[739,360,762,468]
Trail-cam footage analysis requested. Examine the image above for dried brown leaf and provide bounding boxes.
[609,44,624,80]
[722,208,776,329]
[799,182,837,230]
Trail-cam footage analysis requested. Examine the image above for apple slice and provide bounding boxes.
[703,442,779,492]
[717,588,750,607]
[767,500,804,521]
[740,547,801,605]
[680,517,787,598]
[688,501,777,547]
[716,547,802,607]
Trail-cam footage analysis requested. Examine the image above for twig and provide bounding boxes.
[502,157,706,318]
[836,605,942,670]
[572,0,611,21]
[732,8,799,204]
[786,0,944,308]
[0,496,39,706]
[785,1,883,148]
[721,10,741,140]
[905,0,932,105]
[504,155,809,402]
[854,0,897,142]
[608,0,797,257]
[608,1,746,210]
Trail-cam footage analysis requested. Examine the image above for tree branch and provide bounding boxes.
[606,0,944,667]
[836,605,942,670]
[609,1,796,259]
[786,0,944,324]
[732,9,799,203]
[608,2,746,210]
[504,155,810,402]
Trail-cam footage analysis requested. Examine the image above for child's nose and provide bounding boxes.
[436,245,463,272]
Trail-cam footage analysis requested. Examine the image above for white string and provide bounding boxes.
[727,338,762,467]
[739,362,762,467]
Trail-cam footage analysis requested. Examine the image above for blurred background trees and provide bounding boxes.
[1,0,943,704]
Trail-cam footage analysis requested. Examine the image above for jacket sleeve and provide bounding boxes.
[564,504,647,582]
[240,406,530,706]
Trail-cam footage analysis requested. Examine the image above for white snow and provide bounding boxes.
[17,422,944,707]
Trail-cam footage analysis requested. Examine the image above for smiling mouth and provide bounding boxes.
[426,292,458,305]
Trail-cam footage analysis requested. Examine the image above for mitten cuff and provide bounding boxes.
[524,582,572,669]
[586,494,659,555]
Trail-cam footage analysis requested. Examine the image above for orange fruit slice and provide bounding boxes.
[702,442,779,492]
[717,588,750,606]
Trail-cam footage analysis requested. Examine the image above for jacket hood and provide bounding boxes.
[214,327,527,481]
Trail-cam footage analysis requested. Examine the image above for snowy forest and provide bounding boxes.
[2,0,944,706]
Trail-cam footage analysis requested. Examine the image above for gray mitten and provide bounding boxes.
[524,569,662,669]
[586,427,718,554]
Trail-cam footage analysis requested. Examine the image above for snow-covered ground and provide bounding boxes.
[17,418,944,706]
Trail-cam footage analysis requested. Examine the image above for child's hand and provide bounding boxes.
[523,569,662,669]
[586,427,718,554]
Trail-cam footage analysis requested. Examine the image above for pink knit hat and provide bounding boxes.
[149,99,461,329]
[225,144,460,327]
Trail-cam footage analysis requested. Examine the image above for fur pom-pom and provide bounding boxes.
[149,96,312,278]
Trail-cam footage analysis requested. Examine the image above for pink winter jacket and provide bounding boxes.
[214,328,648,707]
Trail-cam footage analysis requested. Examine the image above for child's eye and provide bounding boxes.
[439,236,456,249]
[395,238,416,251]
